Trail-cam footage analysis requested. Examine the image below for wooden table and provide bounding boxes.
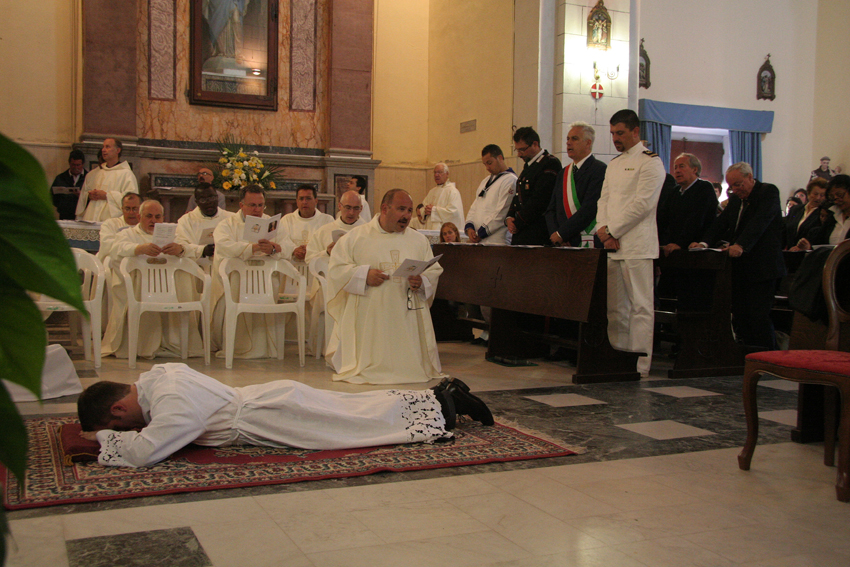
[432,244,641,384]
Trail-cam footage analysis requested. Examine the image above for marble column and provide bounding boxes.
[82,0,137,138]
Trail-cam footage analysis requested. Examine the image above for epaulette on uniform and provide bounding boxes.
[643,150,659,158]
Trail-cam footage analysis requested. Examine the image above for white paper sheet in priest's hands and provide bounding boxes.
[391,254,442,278]
[152,223,177,247]
[242,213,282,243]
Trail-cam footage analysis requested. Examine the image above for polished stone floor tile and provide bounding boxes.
[65,527,211,567]
[758,409,798,426]
[615,420,717,440]
[642,386,723,398]
[758,379,799,391]
[524,393,607,407]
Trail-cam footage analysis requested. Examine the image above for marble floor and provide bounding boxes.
[6,340,850,567]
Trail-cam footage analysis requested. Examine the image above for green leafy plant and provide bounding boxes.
[0,133,84,565]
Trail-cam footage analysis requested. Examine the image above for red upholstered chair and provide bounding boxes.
[738,240,850,501]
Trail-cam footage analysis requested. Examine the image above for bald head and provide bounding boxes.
[339,190,363,224]
[139,200,164,234]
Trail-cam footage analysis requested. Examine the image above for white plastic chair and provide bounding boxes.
[219,257,306,369]
[120,255,211,369]
[308,256,332,358]
[35,248,105,368]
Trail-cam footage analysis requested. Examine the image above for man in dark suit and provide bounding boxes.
[690,162,785,350]
[51,149,88,220]
[657,153,719,310]
[545,121,606,248]
[506,126,561,245]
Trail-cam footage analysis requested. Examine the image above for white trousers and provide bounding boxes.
[606,258,654,376]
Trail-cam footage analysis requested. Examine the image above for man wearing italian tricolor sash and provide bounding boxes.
[545,122,607,248]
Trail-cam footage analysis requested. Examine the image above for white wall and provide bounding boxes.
[637,0,818,192]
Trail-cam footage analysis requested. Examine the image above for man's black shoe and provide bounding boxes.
[445,384,494,426]
[435,389,456,430]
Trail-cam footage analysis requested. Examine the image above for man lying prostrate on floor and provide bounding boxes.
[77,363,494,468]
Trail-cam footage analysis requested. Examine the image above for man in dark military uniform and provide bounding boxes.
[505,127,562,245]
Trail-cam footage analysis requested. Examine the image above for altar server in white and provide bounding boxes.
[101,200,205,359]
[212,184,292,359]
[76,138,139,221]
[327,189,444,384]
[419,163,465,230]
[464,144,517,244]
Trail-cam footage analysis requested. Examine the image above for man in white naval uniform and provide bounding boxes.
[305,190,366,263]
[76,138,139,221]
[595,109,666,377]
[101,200,205,359]
[464,144,517,244]
[326,189,444,385]
[212,184,293,359]
[77,364,495,468]
[418,163,465,231]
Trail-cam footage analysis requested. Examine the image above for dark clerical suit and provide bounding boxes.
[544,155,606,247]
[783,203,822,249]
[656,178,719,310]
[507,150,562,245]
[51,168,88,220]
[702,180,786,349]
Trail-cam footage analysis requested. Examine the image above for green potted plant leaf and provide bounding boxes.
[0,132,85,565]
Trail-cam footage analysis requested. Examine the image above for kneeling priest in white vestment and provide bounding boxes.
[327,189,444,384]
[101,200,205,360]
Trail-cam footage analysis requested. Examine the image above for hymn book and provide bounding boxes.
[391,254,443,277]
[152,223,177,247]
[242,214,282,244]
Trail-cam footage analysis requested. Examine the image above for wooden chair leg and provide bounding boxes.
[738,366,762,470]
[825,386,838,467]
[836,384,850,502]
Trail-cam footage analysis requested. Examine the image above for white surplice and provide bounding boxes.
[422,181,465,230]
[95,363,450,467]
[305,216,365,263]
[211,212,293,359]
[100,225,205,359]
[326,216,444,384]
[76,162,138,222]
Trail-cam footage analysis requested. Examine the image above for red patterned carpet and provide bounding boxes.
[3,416,574,510]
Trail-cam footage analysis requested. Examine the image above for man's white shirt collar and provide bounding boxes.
[572,154,591,169]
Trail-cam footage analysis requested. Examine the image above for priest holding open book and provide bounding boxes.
[326,189,444,384]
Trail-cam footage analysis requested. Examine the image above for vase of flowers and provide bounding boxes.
[214,141,281,191]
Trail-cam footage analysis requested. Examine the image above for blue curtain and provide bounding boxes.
[730,131,762,180]
[640,121,672,172]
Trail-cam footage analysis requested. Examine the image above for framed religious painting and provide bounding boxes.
[756,54,776,101]
[189,0,279,111]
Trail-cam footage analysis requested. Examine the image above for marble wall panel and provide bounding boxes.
[136,0,329,148]
[291,0,317,111]
[149,0,176,100]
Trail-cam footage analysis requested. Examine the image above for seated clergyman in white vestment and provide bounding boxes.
[282,185,334,267]
[76,138,139,222]
[97,192,141,263]
[212,184,293,359]
[305,190,366,263]
[326,189,445,385]
[101,200,205,359]
[77,363,494,467]
[175,183,233,329]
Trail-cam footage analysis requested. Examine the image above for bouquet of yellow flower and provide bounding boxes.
[213,142,281,191]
